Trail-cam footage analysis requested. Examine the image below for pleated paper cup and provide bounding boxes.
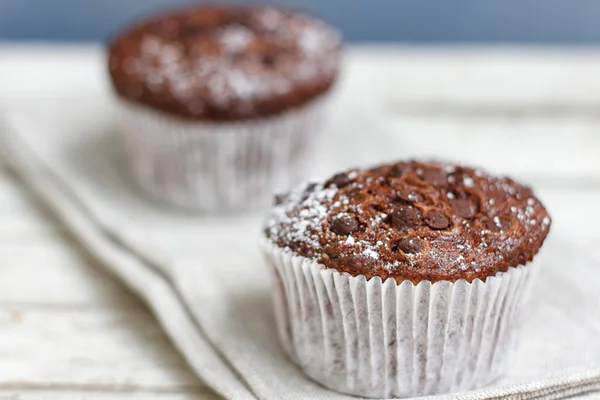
[117,95,330,212]
[260,237,539,398]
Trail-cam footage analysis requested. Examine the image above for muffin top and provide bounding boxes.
[265,161,551,284]
[108,5,341,121]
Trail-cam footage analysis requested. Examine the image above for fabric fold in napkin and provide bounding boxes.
[2,112,600,400]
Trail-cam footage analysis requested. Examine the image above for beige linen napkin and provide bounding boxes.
[2,112,600,400]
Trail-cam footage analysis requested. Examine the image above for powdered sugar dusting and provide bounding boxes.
[266,182,338,248]
[362,248,379,260]
[219,25,253,53]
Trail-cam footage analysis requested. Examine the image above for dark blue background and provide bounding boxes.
[1,0,599,43]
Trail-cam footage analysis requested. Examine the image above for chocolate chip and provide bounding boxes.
[397,189,423,203]
[421,168,447,187]
[386,164,407,178]
[299,183,318,201]
[327,173,352,189]
[274,193,288,205]
[330,214,359,235]
[306,183,318,192]
[451,199,476,219]
[484,218,501,232]
[396,237,423,254]
[390,206,420,229]
[484,217,511,233]
[370,204,385,213]
[424,211,451,230]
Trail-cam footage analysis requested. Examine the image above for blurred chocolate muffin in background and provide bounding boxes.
[108,5,341,211]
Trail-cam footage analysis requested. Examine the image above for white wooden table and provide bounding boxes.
[1,44,600,399]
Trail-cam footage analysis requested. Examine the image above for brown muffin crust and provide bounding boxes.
[264,161,551,284]
[108,5,341,121]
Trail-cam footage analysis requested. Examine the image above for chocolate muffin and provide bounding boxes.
[107,5,341,210]
[261,160,551,398]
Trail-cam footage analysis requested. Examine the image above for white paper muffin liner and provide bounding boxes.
[118,95,330,211]
[260,238,539,398]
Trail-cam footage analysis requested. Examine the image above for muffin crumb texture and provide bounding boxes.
[109,5,341,120]
[265,161,551,283]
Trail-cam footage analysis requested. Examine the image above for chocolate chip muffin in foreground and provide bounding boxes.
[261,160,551,398]
[108,5,341,211]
